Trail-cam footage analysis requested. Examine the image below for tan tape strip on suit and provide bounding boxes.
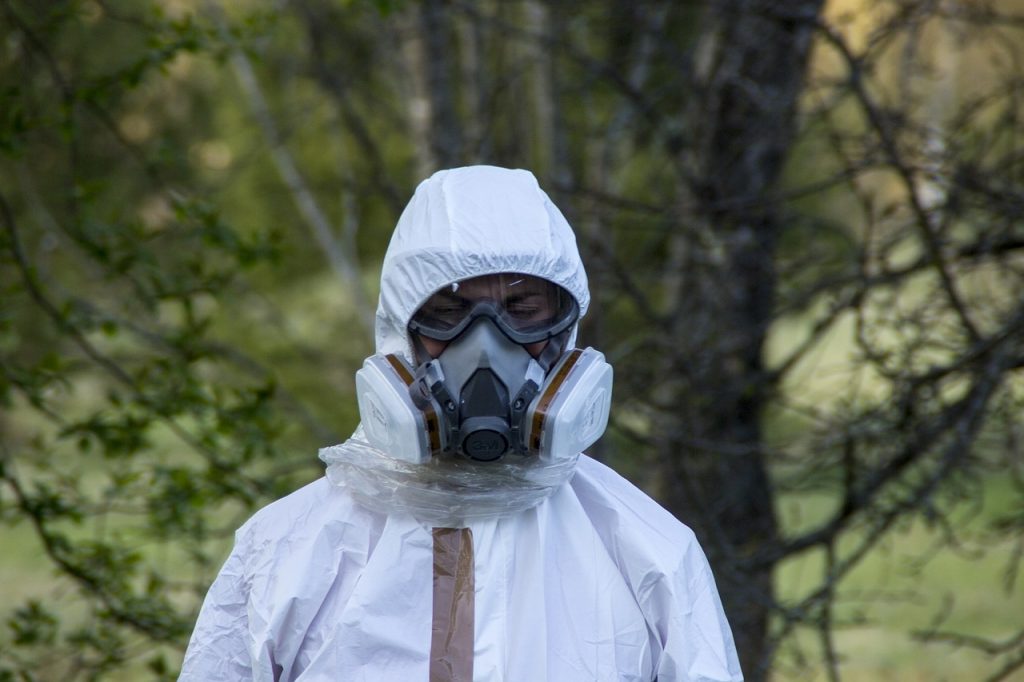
[430,527,475,682]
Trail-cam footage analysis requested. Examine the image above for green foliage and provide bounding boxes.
[2,0,1023,680]
[0,1,321,678]
[8,601,58,647]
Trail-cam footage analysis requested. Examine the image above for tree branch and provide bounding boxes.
[205,1,375,339]
[817,17,981,342]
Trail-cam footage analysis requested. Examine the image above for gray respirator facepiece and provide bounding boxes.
[411,318,551,461]
[355,299,613,466]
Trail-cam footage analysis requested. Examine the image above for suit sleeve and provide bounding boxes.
[645,541,744,682]
[179,526,255,681]
[567,458,744,682]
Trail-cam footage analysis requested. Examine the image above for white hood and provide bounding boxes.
[375,165,590,360]
[320,166,593,526]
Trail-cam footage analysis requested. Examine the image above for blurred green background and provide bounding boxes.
[2,0,1022,679]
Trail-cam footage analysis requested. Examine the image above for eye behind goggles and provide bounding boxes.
[408,275,579,345]
[409,298,578,344]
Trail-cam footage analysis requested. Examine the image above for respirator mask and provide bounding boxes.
[355,274,613,465]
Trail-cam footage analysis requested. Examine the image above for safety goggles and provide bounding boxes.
[409,273,579,345]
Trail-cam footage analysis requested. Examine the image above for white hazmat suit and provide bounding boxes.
[180,166,743,681]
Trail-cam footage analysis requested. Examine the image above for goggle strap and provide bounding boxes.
[536,327,572,372]
[411,332,434,365]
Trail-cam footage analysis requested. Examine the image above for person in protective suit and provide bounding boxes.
[180,165,743,681]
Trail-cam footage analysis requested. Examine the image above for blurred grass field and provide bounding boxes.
[773,474,1023,681]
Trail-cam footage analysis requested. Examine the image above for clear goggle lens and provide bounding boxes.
[409,273,578,344]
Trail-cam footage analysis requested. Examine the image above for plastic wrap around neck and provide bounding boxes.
[319,426,579,527]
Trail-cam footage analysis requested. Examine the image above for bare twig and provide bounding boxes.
[205,1,375,338]
[816,18,981,342]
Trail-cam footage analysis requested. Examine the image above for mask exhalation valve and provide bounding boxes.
[460,419,509,461]
[458,368,512,461]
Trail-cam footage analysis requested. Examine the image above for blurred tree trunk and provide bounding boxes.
[656,2,823,678]
[402,0,463,174]
[456,2,487,163]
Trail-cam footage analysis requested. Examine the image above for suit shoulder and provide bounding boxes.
[570,456,699,555]
[236,476,366,544]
